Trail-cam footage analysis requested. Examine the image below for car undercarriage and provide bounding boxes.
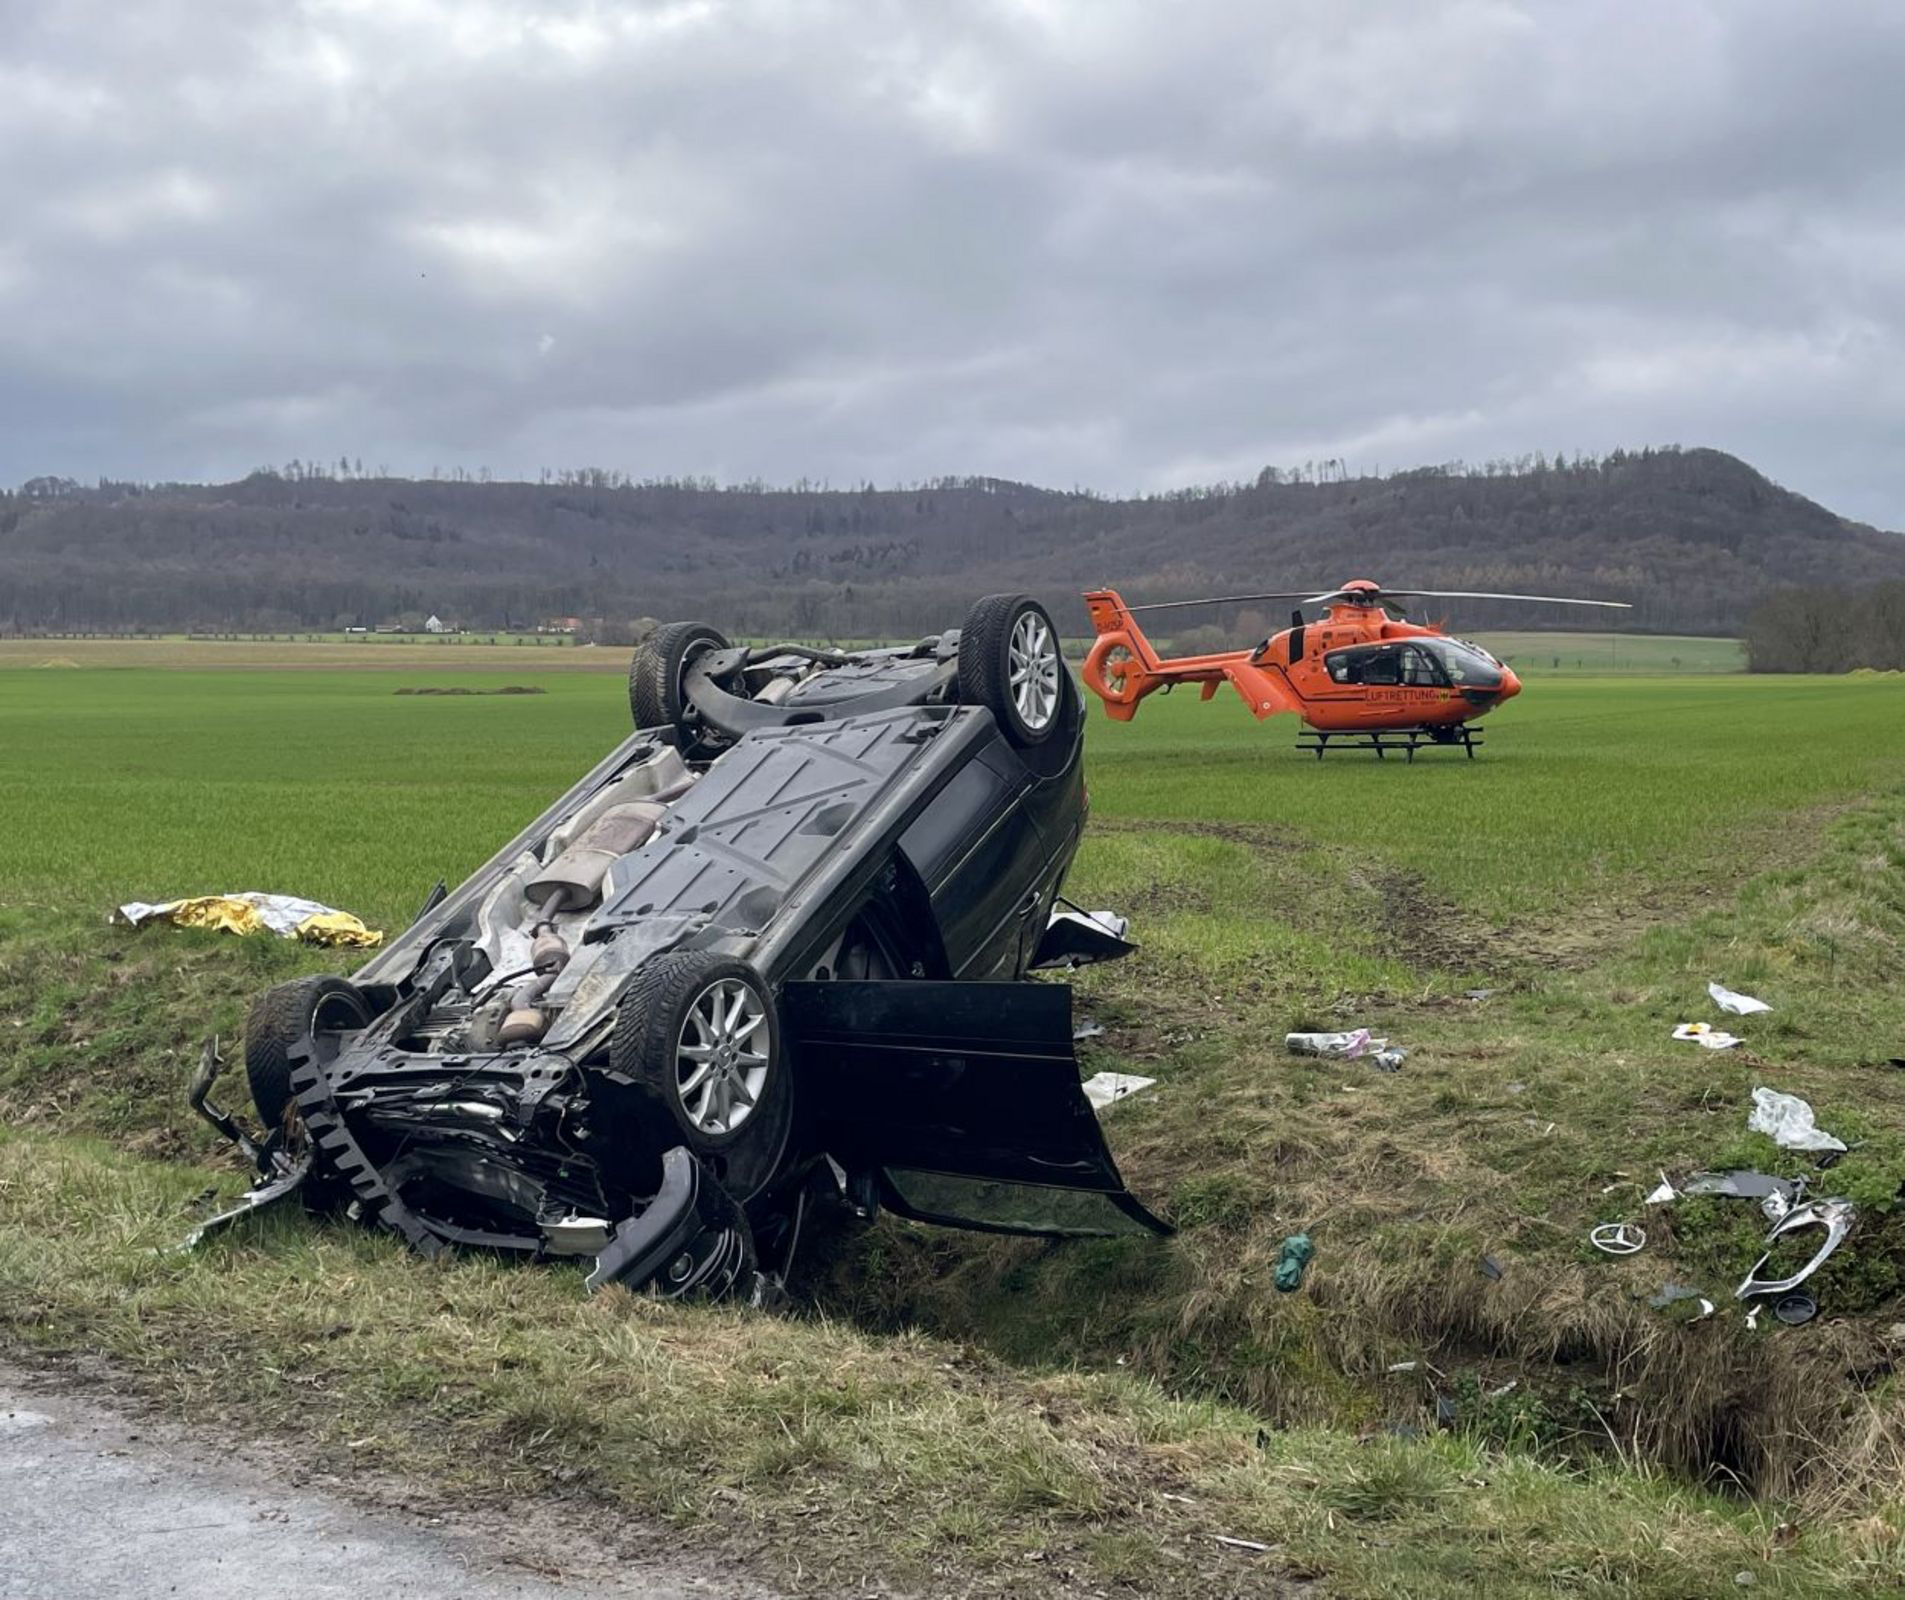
[190,594,1166,1300]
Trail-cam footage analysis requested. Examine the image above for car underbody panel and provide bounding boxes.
[193,599,1167,1302]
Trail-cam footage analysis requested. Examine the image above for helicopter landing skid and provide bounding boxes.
[1296,726,1484,762]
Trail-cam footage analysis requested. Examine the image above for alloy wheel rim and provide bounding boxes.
[675,978,770,1134]
[1009,610,1060,730]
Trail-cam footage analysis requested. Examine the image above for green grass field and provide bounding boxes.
[5,656,1905,1596]
[1470,630,1744,674]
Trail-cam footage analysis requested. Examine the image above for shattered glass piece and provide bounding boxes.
[1747,1087,1846,1154]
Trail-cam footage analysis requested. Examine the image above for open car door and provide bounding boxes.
[781,980,1170,1237]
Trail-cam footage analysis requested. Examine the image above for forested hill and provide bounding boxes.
[5,446,1903,638]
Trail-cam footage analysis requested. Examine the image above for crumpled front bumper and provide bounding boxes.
[185,1037,758,1300]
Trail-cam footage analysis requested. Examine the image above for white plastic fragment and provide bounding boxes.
[1214,1536,1273,1555]
[1709,982,1772,1016]
[1672,1023,1741,1050]
[1645,1173,1678,1204]
[1747,1087,1846,1154]
[1082,1072,1156,1111]
[1287,1029,1382,1059]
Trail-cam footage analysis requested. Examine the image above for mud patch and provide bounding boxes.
[1352,865,1512,972]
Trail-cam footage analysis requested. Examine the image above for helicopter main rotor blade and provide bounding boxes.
[1381,590,1632,609]
[1115,591,1332,614]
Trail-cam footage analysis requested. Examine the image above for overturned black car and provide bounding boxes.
[193,594,1167,1301]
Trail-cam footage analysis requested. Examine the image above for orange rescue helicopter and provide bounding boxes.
[1081,580,1631,758]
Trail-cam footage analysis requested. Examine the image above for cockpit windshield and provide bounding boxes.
[1414,637,1504,688]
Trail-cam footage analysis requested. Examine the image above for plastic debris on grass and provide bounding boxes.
[1646,1169,1808,1223]
[1636,1150,1851,1321]
[1710,981,1773,1016]
[1286,1029,1407,1070]
[1748,1087,1847,1154]
[1649,1283,1717,1320]
[1672,1022,1742,1049]
[1288,1028,1378,1058]
[1735,1198,1856,1301]
[1680,1170,1806,1224]
[1081,1072,1155,1111]
[1774,1293,1819,1325]
[114,892,384,948]
[1274,1233,1314,1292]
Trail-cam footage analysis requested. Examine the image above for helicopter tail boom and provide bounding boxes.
[1082,589,1300,722]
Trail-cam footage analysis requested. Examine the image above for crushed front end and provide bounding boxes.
[192,1030,762,1298]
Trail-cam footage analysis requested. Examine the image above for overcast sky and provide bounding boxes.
[4,0,1903,525]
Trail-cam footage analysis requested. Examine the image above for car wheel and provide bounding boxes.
[243,976,372,1132]
[629,622,731,743]
[610,951,791,1200]
[957,593,1065,747]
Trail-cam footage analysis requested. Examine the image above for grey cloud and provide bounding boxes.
[2,0,1903,525]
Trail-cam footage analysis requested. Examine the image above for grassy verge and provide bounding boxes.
[833,792,1905,1508]
[4,1128,1900,1598]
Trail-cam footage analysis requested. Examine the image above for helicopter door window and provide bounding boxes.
[1398,644,1448,687]
[1325,644,1404,686]
[1357,646,1402,686]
